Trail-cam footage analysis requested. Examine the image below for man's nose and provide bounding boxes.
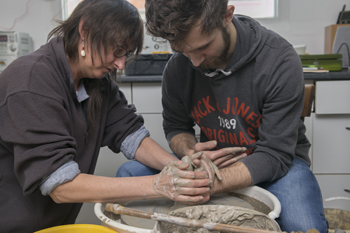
[183,52,205,67]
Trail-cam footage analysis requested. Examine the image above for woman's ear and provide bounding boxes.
[78,17,85,39]
[224,5,235,26]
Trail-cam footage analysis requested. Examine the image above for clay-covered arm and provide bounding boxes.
[211,161,252,194]
[49,137,213,204]
[49,173,160,203]
[49,167,211,204]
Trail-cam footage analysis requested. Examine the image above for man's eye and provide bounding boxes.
[198,44,209,51]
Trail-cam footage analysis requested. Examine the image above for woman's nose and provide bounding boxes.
[114,56,126,70]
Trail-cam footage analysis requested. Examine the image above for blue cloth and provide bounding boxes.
[76,81,89,102]
[40,160,80,195]
[120,126,150,160]
[116,157,328,233]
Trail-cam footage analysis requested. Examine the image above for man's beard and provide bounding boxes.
[200,26,231,70]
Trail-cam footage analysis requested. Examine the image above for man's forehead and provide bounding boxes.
[170,19,206,52]
[172,28,217,53]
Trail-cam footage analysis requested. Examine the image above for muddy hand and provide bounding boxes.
[211,147,248,168]
[153,160,211,205]
[188,152,222,193]
[194,141,247,168]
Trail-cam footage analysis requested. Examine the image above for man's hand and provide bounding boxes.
[194,141,247,168]
[188,152,222,190]
[153,159,211,205]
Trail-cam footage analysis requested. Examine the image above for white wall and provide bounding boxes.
[0,0,62,50]
[1,0,349,53]
[256,0,350,54]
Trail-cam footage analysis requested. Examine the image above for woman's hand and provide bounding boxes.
[153,158,211,205]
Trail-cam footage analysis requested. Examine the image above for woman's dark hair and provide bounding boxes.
[145,0,228,49]
[48,0,144,130]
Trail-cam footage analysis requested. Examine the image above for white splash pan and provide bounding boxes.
[94,185,281,233]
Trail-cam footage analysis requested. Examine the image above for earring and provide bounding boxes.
[81,40,85,57]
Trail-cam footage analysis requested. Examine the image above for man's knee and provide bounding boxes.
[116,162,134,177]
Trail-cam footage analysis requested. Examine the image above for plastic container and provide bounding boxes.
[34,224,118,233]
[94,186,281,233]
[125,54,173,75]
[293,44,307,55]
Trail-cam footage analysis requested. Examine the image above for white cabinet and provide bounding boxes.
[315,81,350,114]
[132,82,171,152]
[133,82,163,113]
[315,174,350,211]
[142,114,171,152]
[313,114,350,173]
[311,80,350,211]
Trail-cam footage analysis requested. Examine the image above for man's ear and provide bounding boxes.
[223,5,235,26]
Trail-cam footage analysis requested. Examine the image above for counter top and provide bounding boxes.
[120,69,350,83]
[304,69,350,80]
[120,75,162,83]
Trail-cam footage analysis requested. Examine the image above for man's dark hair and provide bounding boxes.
[145,0,228,48]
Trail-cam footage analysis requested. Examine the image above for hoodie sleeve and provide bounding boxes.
[241,45,305,185]
[162,54,196,144]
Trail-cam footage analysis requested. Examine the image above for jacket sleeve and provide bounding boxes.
[101,80,146,153]
[1,91,77,196]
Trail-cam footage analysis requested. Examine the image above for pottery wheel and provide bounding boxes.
[121,193,260,229]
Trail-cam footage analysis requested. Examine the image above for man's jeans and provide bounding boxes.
[116,157,328,233]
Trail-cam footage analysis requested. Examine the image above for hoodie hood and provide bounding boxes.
[194,15,269,78]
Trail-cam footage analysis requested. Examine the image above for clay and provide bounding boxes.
[119,192,271,230]
[155,205,281,233]
[291,230,320,233]
[323,208,350,230]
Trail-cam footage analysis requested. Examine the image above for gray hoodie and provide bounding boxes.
[162,15,310,185]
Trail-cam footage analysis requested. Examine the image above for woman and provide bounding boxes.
[0,0,215,232]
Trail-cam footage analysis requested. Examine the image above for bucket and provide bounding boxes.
[34,224,118,233]
[94,186,281,233]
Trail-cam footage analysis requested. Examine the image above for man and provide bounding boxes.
[139,0,328,232]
